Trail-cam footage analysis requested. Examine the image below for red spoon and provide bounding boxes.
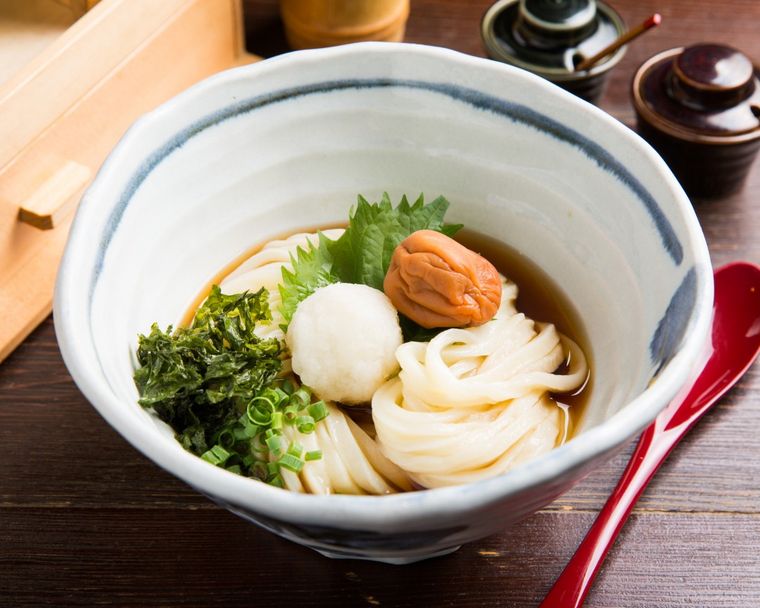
[540,261,760,608]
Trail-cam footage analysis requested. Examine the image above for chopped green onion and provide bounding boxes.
[234,423,258,441]
[308,400,329,422]
[264,428,277,440]
[272,387,290,405]
[290,387,311,408]
[281,378,295,395]
[215,428,235,448]
[266,461,279,476]
[278,453,304,473]
[238,413,259,432]
[251,432,266,452]
[271,411,283,430]
[283,404,299,422]
[265,434,283,454]
[248,397,275,425]
[288,441,304,458]
[269,475,285,488]
[251,394,275,408]
[295,415,316,434]
[226,464,242,475]
[200,444,231,466]
[305,450,323,461]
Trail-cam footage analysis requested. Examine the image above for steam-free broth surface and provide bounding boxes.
[181,224,592,439]
[456,228,593,438]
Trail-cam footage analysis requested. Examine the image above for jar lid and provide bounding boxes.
[482,0,626,79]
[521,0,596,32]
[633,44,760,142]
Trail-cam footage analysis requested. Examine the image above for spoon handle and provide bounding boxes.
[538,368,719,608]
[540,261,760,607]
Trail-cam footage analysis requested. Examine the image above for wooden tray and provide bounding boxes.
[0,0,258,362]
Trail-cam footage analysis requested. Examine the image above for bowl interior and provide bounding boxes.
[58,44,711,527]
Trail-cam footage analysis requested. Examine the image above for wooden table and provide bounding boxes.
[3,1,759,606]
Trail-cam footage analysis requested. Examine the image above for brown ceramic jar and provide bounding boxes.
[632,44,760,198]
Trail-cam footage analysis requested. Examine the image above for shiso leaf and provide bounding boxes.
[278,193,462,328]
[278,233,338,326]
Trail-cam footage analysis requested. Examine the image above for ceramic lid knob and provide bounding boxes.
[670,44,755,110]
[516,0,597,49]
[520,0,597,31]
[634,44,760,138]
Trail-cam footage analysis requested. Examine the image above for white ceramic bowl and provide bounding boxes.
[55,43,713,564]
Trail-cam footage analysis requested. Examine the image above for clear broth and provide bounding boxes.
[456,228,592,438]
[181,225,593,438]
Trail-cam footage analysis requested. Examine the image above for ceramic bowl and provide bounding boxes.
[55,43,713,564]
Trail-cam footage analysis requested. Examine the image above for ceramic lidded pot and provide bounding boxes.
[481,0,626,103]
[633,44,760,198]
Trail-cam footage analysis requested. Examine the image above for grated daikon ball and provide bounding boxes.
[286,283,403,404]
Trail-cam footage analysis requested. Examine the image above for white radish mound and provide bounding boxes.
[286,283,403,404]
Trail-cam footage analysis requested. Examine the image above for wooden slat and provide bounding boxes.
[2,505,759,607]
[0,0,189,167]
[0,0,254,363]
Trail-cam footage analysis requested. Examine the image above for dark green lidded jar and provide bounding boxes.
[481,0,626,104]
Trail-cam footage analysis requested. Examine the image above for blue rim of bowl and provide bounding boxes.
[55,43,714,530]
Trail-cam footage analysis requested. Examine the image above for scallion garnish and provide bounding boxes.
[281,378,295,395]
[308,400,329,422]
[278,453,305,473]
[265,434,283,454]
[283,404,299,422]
[290,387,311,408]
[215,428,235,449]
[288,441,304,458]
[201,444,231,466]
[305,450,323,461]
[295,415,316,434]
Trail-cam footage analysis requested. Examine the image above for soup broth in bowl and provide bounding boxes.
[154,208,594,495]
[55,43,712,562]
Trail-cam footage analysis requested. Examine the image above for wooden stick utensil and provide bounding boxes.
[575,13,661,72]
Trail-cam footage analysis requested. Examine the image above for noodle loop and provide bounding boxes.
[372,279,588,488]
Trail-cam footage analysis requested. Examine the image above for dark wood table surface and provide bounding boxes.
[3,1,759,606]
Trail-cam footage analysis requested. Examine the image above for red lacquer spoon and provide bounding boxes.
[540,261,760,608]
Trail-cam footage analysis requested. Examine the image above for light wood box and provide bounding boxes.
[0,0,259,362]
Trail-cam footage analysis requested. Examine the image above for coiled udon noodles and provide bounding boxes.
[222,230,588,493]
[372,280,587,488]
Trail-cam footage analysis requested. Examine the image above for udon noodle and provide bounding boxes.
[220,230,588,494]
[372,279,587,488]
[222,230,411,494]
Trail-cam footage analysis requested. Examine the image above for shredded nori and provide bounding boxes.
[134,285,282,456]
